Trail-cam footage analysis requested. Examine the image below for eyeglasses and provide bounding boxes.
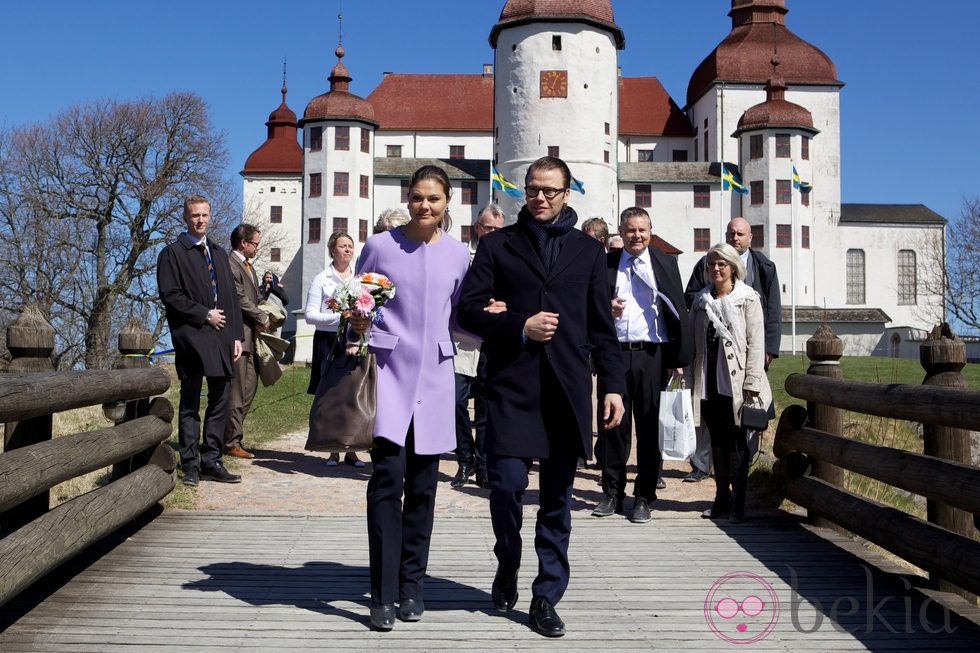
[707,261,730,269]
[247,240,261,247]
[525,186,567,200]
[714,596,765,619]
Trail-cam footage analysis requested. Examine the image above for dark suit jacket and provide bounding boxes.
[608,248,692,370]
[227,253,266,353]
[458,215,626,459]
[158,235,244,380]
[684,248,781,357]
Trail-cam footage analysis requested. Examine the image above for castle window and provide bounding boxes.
[802,225,810,249]
[552,35,561,51]
[450,145,465,159]
[897,250,917,305]
[548,146,560,157]
[270,247,281,263]
[401,179,410,203]
[750,135,763,160]
[604,122,610,136]
[270,206,282,224]
[360,175,369,199]
[359,219,368,243]
[847,249,866,304]
[694,228,710,252]
[776,179,792,204]
[775,134,791,158]
[309,126,322,151]
[335,126,350,151]
[387,145,402,158]
[638,149,654,162]
[604,150,610,164]
[460,225,471,244]
[801,188,810,207]
[750,181,763,206]
[672,149,688,162]
[308,218,321,244]
[634,184,651,208]
[776,224,791,248]
[802,136,810,160]
[333,217,348,234]
[693,184,710,209]
[361,128,370,153]
[309,173,321,197]
[334,172,349,196]
[751,225,764,246]
[461,181,478,205]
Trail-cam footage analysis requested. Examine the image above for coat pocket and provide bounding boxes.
[438,340,456,360]
[370,331,399,352]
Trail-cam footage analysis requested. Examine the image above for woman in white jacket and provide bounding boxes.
[690,243,772,522]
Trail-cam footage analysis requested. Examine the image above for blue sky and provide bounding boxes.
[2,1,977,222]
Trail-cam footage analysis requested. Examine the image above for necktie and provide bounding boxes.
[198,244,218,307]
[630,256,655,292]
[244,259,251,271]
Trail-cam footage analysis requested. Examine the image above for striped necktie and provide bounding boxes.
[197,244,218,307]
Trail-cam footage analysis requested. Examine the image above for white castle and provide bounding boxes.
[240,0,945,363]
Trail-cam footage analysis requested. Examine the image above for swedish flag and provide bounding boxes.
[721,163,749,195]
[793,165,813,193]
[570,176,586,194]
[491,165,523,198]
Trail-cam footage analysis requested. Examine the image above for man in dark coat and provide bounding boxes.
[592,207,692,522]
[458,156,625,638]
[683,216,781,481]
[157,194,244,487]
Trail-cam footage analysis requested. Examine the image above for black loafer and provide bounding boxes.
[684,468,710,483]
[528,596,565,637]
[474,465,489,489]
[182,467,199,487]
[398,598,424,622]
[656,476,667,490]
[450,464,472,488]
[370,602,395,630]
[630,497,653,523]
[591,495,622,517]
[200,463,241,483]
[491,563,519,611]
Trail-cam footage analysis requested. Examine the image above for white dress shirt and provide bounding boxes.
[614,248,667,343]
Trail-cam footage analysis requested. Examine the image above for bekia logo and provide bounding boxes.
[704,571,780,644]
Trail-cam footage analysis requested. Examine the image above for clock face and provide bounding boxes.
[540,70,568,98]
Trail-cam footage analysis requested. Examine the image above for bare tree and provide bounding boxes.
[0,93,234,368]
[920,196,980,334]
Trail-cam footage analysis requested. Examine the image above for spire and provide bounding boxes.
[328,10,351,92]
[281,57,288,104]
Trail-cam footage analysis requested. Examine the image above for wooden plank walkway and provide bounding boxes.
[3,513,980,651]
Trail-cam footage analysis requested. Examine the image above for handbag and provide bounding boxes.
[305,347,377,453]
[740,396,776,431]
[658,378,697,461]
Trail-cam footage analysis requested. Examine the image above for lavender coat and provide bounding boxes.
[356,227,470,454]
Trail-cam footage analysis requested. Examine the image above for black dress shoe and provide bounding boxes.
[398,598,424,622]
[474,465,489,489]
[656,476,667,490]
[370,602,395,630]
[450,463,472,488]
[182,467,199,487]
[684,468,710,483]
[629,497,653,523]
[491,563,519,610]
[591,494,622,517]
[200,462,241,484]
[528,596,565,637]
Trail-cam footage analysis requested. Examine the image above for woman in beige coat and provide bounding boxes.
[690,243,773,522]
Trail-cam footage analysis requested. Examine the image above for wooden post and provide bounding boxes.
[920,322,976,600]
[804,323,845,529]
[111,319,155,480]
[1,305,56,535]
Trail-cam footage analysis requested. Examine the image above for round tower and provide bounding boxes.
[489,0,625,223]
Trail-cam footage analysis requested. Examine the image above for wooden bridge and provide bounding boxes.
[2,313,980,651]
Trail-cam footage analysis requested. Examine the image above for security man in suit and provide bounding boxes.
[592,206,692,522]
[157,195,243,486]
[459,156,625,638]
[224,223,269,460]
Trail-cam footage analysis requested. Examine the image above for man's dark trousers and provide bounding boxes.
[178,375,230,471]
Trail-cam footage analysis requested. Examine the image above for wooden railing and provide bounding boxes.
[774,323,980,600]
[0,306,175,608]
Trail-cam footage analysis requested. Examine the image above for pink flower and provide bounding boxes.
[355,292,375,314]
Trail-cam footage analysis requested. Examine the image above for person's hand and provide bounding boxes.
[523,311,559,342]
[670,368,684,383]
[255,319,267,333]
[765,353,774,371]
[611,297,626,319]
[233,340,243,362]
[207,308,227,330]
[484,298,507,314]
[603,393,625,429]
[348,313,372,335]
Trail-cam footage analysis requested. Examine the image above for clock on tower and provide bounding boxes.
[539,70,568,98]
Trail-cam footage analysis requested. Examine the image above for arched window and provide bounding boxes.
[846,249,865,304]
[897,250,917,305]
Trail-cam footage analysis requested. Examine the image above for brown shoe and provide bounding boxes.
[225,446,254,459]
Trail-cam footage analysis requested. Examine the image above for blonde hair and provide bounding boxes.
[374,208,410,234]
[704,242,746,281]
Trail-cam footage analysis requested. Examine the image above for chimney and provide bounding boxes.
[483,63,493,77]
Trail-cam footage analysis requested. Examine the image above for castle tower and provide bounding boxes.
[489,0,625,223]
[241,66,303,334]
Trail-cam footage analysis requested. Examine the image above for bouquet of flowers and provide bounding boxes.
[326,272,397,357]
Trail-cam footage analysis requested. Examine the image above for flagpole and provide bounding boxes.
[790,160,797,355]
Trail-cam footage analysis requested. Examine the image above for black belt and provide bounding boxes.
[620,341,661,351]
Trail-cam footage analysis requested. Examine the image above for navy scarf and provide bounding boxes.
[518,205,578,271]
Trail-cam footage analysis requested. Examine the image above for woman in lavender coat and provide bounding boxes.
[350,165,471,630]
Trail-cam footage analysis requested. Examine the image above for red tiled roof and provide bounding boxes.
[618,77,693,137]
[303,48,378,126]
[490,0,624,48]
[242,97,302,176]
[651,234,682,256]
[734,78,817,136]
[686,0,840,107]
[368,74,494,131]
